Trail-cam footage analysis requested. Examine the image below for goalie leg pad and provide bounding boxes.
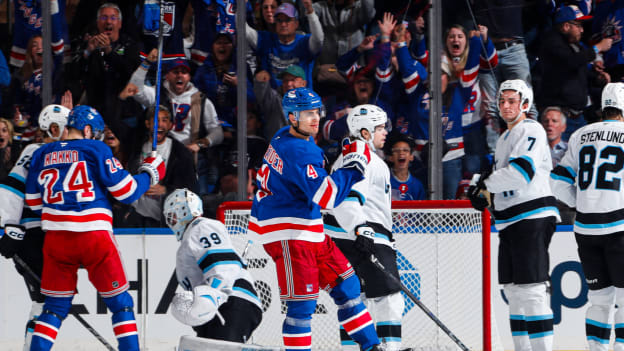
[515,283,553,351]
[23,301,44,351]
[368,292,404,351]
[103,292,139,351]
[283,300,315,351]
[30,296,72,351]
[585,286,615,351]
[330,275,379,350]
[615,288,624,351]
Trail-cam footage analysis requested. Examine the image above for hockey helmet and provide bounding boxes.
[163,188,203,241]
[497,79,533,122]
[282,87,324,122]
[602,82,624,113]
[67,105,105,140]
[38,104,70,140]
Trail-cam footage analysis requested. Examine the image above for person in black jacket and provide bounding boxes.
[69,3,142,123]
[537,5,612,141]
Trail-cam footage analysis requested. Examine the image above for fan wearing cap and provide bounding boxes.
[245,0,323,89]
[128,48,224,195]
[537,5,613,141]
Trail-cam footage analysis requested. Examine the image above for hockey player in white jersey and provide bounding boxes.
[324,104,404,351]
[468,79,560,351]
[164,188,262,343]
[0,104,69,351]
[550,82,624,350]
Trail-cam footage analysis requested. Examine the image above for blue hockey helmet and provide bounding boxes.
[282,87,324,122]
[67,105,105,140]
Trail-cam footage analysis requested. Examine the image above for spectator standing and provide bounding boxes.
[129,51,223,195]
[245,1,324,88]
[550,82,624,351]
[385,133,426,201]
[255,0,280,32]
[0,117,21,181]
[69,3,141,121]
[540,106,568,168]
[312,0,376,65]
[537,5,613,141]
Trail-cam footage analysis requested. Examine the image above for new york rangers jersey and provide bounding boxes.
[390,172,425,201]
[325,150,393,246]
[249,126,364,244]
[550,120,624,235]
[486,119,560,230]
[176,216,261,309]
[24,139,152,232]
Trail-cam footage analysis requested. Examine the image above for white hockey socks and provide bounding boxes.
[585,286,615,351]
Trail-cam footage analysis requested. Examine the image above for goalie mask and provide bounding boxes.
[38,104,70,140]
[347,104,388,151]
[67,105,105,140]
[602,82,624,113]
[163,188,203,241]
[497,79,533,125]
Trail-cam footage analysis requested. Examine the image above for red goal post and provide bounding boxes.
[217,200,500,351]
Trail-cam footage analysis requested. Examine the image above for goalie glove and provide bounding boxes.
[170,285,227,327]
[341,139,371,175]
[468,171,491,212]
[0,224,26,259]
[353,224,376,256]
[139,154,166,186]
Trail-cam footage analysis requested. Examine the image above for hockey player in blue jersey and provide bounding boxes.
[23,105,165,351]
[249,87,382,351]
[164,188,262,343]
[469,80,560,351]
[0,104,70,351]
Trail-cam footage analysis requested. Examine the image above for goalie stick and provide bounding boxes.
[369,255,470,351]
[12,255,116,351]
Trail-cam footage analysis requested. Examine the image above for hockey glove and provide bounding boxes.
[139,154,166,186]
[354,225,376,256]
[170,285,227,327]
[341,139,371,175]
[0,224,26,259]
[467,171,492,212]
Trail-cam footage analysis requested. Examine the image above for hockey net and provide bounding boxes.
[217,200,503,351]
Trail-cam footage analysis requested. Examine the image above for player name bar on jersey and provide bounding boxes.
[44,150,79,166]
[263,145,283,174]
[580,130,624,144]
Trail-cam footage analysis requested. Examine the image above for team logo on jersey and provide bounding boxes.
[306,165,318,179]
[399,184,408,194]
[306,284,313,292]
[173,104,191,132]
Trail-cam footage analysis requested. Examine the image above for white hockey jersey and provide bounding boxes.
[325,150,393,246]
[550,120,624,235]
[176,217,261,309]
[485,119,560,230]
[0,143,41,227]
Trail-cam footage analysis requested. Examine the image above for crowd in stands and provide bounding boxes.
[0,0,619,225]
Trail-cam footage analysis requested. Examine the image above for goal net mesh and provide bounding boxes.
[219,201,503,351]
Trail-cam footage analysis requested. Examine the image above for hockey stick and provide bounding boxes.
[151,0,165,154]
[369,255,470,351]
[12,255,116,351]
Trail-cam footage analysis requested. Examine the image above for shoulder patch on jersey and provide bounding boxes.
[307,164,318,179]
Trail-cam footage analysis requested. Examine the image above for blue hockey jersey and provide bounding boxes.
[249,126,364,244]
[24,139,152,232]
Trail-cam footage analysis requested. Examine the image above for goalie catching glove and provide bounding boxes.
[0,224,26,259]
[468,170,492,212]
[354,224,376,256]
[341,138,371,175]
[171,285,227,327]
[139,154,166,186]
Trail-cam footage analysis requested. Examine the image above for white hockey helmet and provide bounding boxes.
[347,104,388,150]
[497,79,533,124]
[163,188,203,241]
[602,82,624,113]
[38,104,70,140]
